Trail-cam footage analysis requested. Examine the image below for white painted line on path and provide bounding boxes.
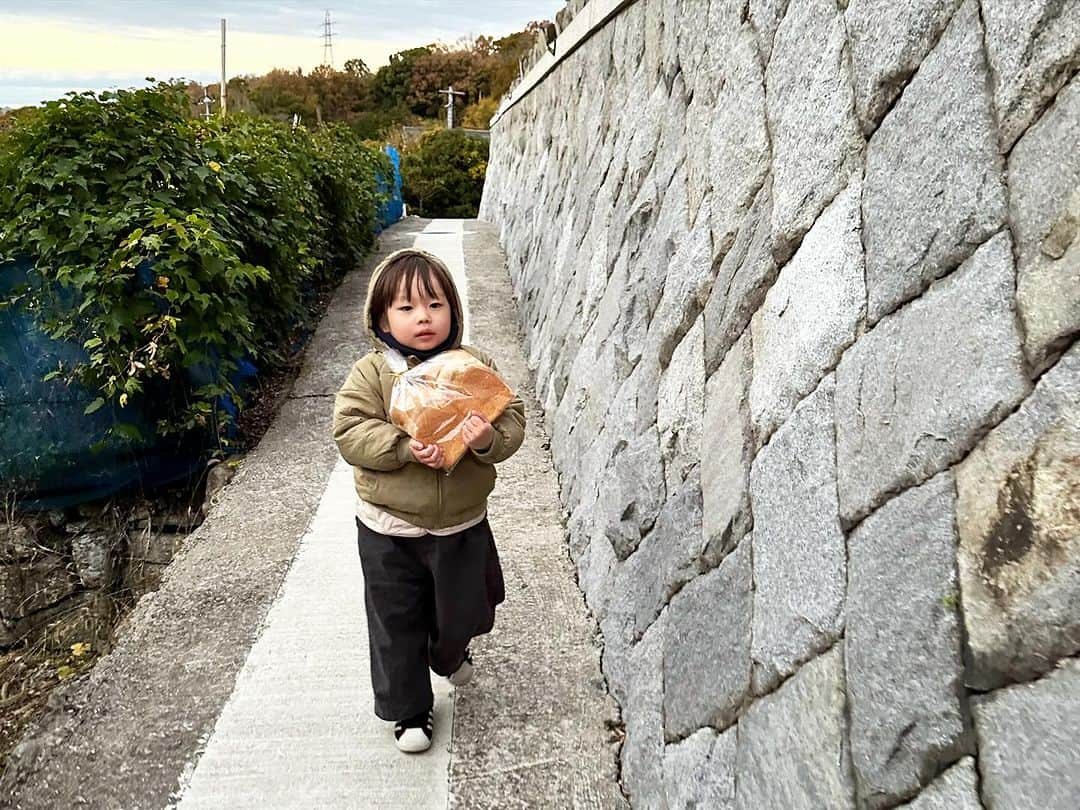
[415,219,470,345]
[175,221,471,809]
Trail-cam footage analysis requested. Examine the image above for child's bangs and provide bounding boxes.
[371,253,460,321]
[399,260,443,302]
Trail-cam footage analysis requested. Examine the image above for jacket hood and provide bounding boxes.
[363,247,464,354]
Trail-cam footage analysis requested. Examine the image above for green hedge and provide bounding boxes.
[0,84,389,443]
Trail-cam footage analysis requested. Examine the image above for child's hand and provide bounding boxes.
[410,440,445,469]
[462,410,494,452]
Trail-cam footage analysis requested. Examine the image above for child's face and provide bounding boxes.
[382,275,452,351]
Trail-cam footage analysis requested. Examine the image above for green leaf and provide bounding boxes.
[113,422,144,442]
[84,398,106,415]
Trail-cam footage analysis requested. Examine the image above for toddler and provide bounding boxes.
[333,248,525,752]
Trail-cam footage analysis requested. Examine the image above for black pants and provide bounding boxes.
[356,516,505,721]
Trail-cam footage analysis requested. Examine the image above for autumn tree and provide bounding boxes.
[372,47,432,110]
[308,64,370,121]
[407,48,489,118]
[343,58,370,77]
[488,23,547,100]
[249,68,317,120]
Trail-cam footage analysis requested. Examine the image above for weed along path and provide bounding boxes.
[1,218,623,809]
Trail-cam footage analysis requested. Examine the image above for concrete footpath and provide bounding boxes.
[0,219,626,810]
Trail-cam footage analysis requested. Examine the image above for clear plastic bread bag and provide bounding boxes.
[385,348,515,472]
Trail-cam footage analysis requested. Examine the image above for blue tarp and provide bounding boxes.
[377,145,405,230]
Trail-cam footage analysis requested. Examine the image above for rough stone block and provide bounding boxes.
[561,430,608,525]
[750,179,865,441]
[664,539,752,738]
[627,164,689,323]
[703,182,778,375]
[750,377,846,694]
[655,72,689,195]
[0,555,79,620]
[735,646,856,809]
[0,524,36,561]
[750,0,791,65]
[601,474,707,706]
[596,426,665,560]
[578,532,618,623]
[982,0,1080,149]
[599,610,634,709]
[663,726,737,810]
[846,472,971,808]
[70,531,115,589]
[553,257,633,481]
[708,23,771,259]
[862,0,1007,324]
[615,5,646,81]
[766,0,863,261]
[623,82,663,203]
[686,94,713,229]
[658,317,705,490]
[956,344,1080,690]
[973,659,1080,810]
[702,332,754,562]
[835,232,1031,526]
[897,758,982,809]
[845,0,962,132]
[608,354,659,444]
[641,0,666,85]
[607,475,706,646]
[644,205,715,372]
[676,0,713,102]
[1009,74,1080,373]
[621,611,666,810]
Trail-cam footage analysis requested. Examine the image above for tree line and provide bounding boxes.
[183,23,546,139]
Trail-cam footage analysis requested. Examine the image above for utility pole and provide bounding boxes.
[322,10,335,68]
[201,87,215,121]
[220,18,227,115]
[439,85,466,129]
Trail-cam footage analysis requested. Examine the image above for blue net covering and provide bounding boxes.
[0,258,255,510]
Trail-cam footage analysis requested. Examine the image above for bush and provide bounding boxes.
[0,84,389,446]
[401,129,488,218]
[461,97,499,130]
[310,122,386,277]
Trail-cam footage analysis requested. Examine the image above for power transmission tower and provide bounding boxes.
[322,10,335,68]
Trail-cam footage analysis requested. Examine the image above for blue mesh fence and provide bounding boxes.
[0,258,254,509]
[377,145,405,229]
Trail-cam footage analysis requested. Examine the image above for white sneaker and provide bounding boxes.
[394,709,433,753]
[447,651,474,687]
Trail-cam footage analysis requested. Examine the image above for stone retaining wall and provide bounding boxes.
[480,0,1079,807]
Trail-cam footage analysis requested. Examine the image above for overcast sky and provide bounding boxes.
[0,1,563,108]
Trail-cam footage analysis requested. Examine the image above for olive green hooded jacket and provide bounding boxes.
[332,248,526,531]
